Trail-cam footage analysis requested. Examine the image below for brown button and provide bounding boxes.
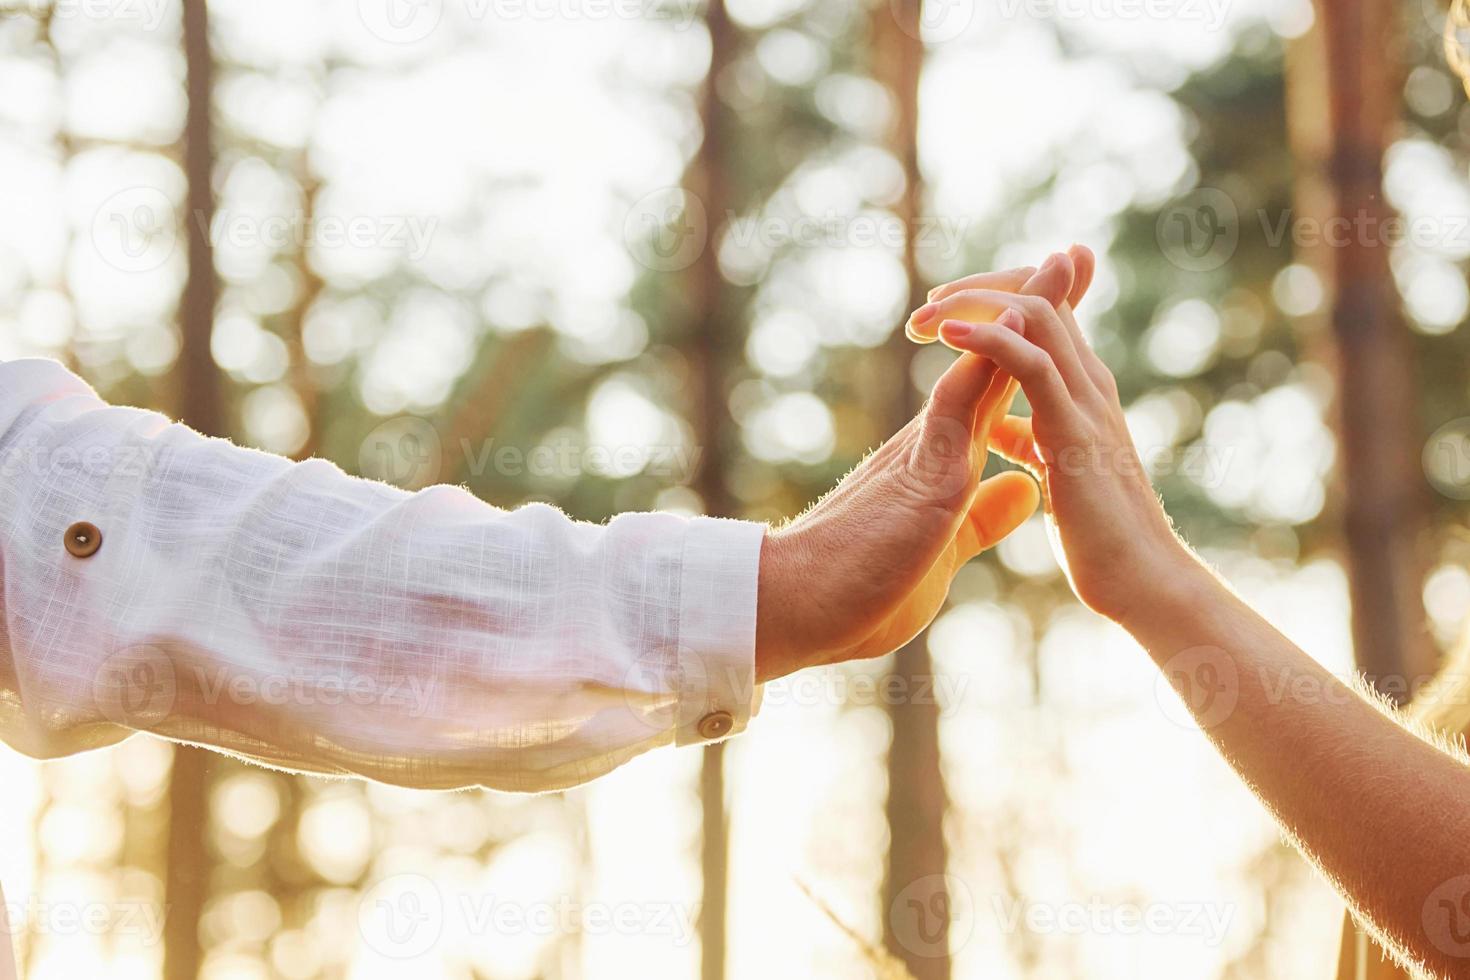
[696,710,734,740]
[64,522,103,559]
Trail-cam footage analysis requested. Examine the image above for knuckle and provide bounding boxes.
[1018,295,1054,322]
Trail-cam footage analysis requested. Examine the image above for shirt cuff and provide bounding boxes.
[674,516,766,746]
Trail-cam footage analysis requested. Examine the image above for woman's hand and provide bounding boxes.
[919,247,1191,624]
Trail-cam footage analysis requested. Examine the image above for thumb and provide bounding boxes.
[926,351,999,433]
[955,470,1040,560]
[989,415,1041,468]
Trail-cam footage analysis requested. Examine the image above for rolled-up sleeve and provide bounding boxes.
[0,358,765,792]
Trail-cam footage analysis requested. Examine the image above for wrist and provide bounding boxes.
[755,527,807,682]
[1114,541,1218,636]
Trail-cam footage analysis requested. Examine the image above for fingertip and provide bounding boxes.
[937,319,974,348]
[1051,250,1075,281]
[973,470,1042,543]
[1025,252,1075,308]
[906,321,937,344]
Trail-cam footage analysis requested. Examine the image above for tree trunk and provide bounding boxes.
[1285,3,1432,978]
[1315,0,1434,700]
[164,3,221,978]
[688,3,739,978]
[872,4,951,979]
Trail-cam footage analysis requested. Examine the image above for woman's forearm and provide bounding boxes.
[926,250,1470,976]
[1125,548,1470,979]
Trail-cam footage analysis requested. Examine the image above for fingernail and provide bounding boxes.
[998,308,1025,332]
[939,319,973,342]
[911,302,939,326]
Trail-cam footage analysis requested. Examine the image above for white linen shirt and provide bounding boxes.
[0,358,766,792]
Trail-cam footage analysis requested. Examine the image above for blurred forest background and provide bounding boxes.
[1,0,1468,977]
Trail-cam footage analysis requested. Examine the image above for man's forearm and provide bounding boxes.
[0,358,763,792]
[1124,549,1470,978]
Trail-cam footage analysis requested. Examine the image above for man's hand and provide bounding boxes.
[753,250,1095,682]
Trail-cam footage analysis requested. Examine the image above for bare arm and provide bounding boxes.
[922,247,1470,979]
[1130,552,1470,979]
